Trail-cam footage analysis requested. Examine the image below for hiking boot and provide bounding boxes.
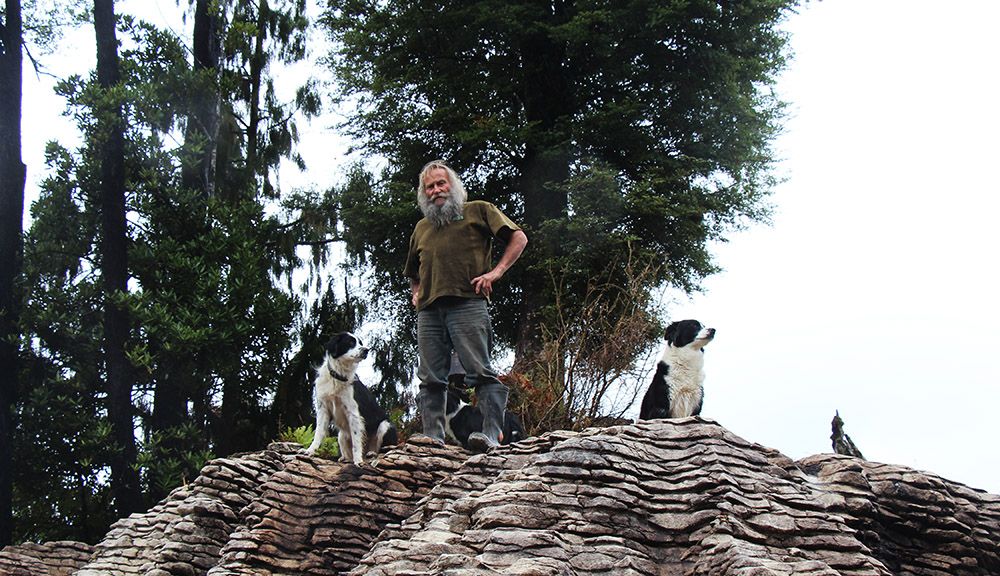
[417,385,447,444]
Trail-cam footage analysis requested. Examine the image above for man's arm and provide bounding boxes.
[471,229,528,300]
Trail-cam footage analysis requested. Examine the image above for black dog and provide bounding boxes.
[444,385,526,449]
[639,320,716,420]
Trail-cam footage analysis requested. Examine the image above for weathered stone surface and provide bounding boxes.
[207,435,468,576]
[2,419,998,576]
[0,541,94,576]
[350,420,1000,576]
[63,445,291,576]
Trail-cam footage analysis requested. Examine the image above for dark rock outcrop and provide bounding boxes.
[831,410,865,459]
[2,419,998,575]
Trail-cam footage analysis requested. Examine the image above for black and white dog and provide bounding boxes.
[445,386,526,449]
[639,320,716,420]
[306,332,398,463]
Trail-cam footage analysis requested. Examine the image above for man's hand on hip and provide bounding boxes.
[471,269,502,300]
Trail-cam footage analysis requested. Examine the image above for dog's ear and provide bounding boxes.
[666,319,703,347]
[665,321,678,344]
[324,332,355,357]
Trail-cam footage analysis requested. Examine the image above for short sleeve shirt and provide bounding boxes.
[404,200,520,310]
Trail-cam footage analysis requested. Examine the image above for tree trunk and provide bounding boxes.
[512,5,572,372]
[217,378,246,456]
[245,0,268,184]
[148,347,187,502]
[214,0,268,456]
[181,0,221,198]
[0,0,26,547]
[94,0,143,517]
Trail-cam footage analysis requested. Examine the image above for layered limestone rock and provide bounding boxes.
[354,420,1000,575]
[208,436,468,575]
[76,445,293,576]
[2,419,998,576]
[0,541,94,576]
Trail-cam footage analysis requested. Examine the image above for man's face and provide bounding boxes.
[422,167,451,207]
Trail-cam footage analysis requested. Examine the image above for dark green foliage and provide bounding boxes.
[320,0,797,375]
[12,2,328,541]
[11,360,114,544]
[17,140,112,543]
[220,0,319,197]
[277,167,414,408]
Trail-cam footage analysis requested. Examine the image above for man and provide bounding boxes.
[404,160,528,452]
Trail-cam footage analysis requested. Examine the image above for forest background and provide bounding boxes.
[2,0,998,547]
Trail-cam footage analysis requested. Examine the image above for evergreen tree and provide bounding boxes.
[213,0,320,455]
[320,0,797,387]
[147,0,223,479]
[181,0,222,198]
[14,0,328,537]
[220,0,319,197]
[93,0,143,517]
[0,0,26,546]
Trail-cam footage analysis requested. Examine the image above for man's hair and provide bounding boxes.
[417,160,467,227]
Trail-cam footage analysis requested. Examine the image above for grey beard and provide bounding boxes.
[421,196,464,228]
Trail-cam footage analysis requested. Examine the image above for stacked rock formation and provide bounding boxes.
[208,436,468,575]
[1,418,998,575]
[355,420,1000,575]
[74,446,293,576]
[0,541,94,576]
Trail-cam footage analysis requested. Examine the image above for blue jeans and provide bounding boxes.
[417,297,508,443]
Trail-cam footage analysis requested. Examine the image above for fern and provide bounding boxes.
[279,424,339,458]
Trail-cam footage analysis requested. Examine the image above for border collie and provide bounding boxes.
[445,386,526,449]
[639,320,716,420]
[306,332,398,463]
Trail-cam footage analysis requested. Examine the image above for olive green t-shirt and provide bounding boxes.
[404,200,520,311]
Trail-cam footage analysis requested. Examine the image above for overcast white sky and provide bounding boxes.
[668,0,1000,494]
[22,1,1000,494]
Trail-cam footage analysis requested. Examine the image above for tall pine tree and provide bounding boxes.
[93,0,143,517]
[0,0,26,546]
